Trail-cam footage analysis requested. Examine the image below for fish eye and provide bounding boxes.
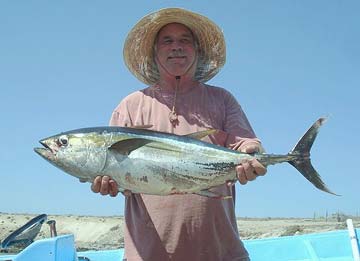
[57,135,69,146]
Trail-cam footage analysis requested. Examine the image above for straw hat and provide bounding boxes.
[123,8,226,85]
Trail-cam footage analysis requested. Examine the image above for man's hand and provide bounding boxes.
[235,143,267,185]
[91,176,119,197]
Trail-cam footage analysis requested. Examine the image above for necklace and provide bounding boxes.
[157,76,180,127]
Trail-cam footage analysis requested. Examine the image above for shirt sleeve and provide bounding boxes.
[109,98,133,127]
[222,90,262,150]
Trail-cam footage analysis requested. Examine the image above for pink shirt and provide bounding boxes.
[110,83,258,261]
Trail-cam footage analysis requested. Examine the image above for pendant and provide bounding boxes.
[169,110,178,126]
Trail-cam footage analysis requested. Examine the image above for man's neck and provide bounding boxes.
[157,76,199,93]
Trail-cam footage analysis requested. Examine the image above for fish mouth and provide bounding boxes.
[34,141,56,160]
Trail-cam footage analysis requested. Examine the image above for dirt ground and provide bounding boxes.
[1,213,359,252]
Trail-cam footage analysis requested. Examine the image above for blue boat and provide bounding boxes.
[1,216,359,261]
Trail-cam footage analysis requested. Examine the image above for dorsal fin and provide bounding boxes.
[128,125,153,129]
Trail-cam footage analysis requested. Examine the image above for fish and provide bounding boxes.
[34,118,337,198]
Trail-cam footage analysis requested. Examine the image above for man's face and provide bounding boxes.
[155,23,197,77]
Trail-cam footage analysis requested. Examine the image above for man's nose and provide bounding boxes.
[171,41,183,51]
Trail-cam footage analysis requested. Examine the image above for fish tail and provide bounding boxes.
[288,118,338,195]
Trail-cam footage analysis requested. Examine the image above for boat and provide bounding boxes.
[0,214,47,251]
[1,217,359,261]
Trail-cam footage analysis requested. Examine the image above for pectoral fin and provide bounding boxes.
[79,178,88,183]
[108,138,153,155]
[185,129,218,140]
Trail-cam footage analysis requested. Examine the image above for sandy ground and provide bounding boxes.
[1,213,359,252]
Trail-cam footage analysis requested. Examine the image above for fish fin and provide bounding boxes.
[184,129,218,140]
[128,125,153,129]
[289,118,339,196]
[108,138,153,155]
[194,189,232,200]
[146,141,183,153]
[79,178,88,183]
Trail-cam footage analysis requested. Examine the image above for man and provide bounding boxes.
[92,8,266,261]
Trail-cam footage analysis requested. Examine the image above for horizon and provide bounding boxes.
[1,211,359,220]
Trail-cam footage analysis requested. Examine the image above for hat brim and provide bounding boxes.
[123,8,226,85]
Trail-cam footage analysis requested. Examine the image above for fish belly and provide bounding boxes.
[101,148,238,195]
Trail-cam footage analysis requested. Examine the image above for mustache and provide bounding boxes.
[169,50,185,57]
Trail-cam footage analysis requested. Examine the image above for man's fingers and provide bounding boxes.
[240,144,259,154]
[91,176,120,197]
[91,176,102,193]
[242,161,257,181]
[251,160,267,176]
[236,165,248,185]
[236,158,267,185]
[99,176,111,195]
[109,180,119,197]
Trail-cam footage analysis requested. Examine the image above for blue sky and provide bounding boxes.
[1,1,359,218]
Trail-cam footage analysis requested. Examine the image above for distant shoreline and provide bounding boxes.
[1,213,359,251]
[3,211,354,219]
